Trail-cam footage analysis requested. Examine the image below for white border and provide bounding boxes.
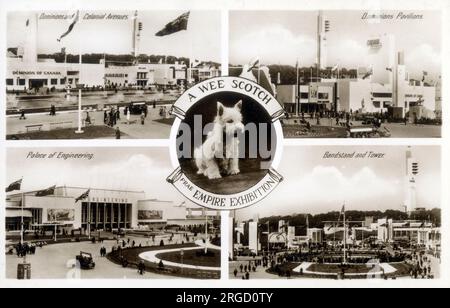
[0,0,448,289]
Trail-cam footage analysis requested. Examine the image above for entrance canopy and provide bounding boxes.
[5,209,32,218]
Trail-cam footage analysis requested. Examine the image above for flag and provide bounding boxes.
[158,58,163,64]
[248,57,260,71]
[386,67,393,72]
[332,64,339,72]
[57,11,79,42]
[6,179,22,192]
[155,11,190,36]
[35,185,56,197]
[75,189,90,203]
[362,68,373,80]
[192,59,201,68]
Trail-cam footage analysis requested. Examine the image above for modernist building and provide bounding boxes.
[6,13,219,92]
[5,186,219,234]
[276,34,439,119]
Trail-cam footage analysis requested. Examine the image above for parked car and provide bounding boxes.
[76,251,96,270]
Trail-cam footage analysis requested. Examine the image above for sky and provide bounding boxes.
[6,147,201,208]
[7,10,221,62]
[229,10,442,80]
[237,146,441,221]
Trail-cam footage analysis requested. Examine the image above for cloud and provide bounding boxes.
[329,39,367,68]
[242,165,401,218]
[405,44,441,78]
[230,24,316,65]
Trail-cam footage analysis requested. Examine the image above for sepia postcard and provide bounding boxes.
[0,0,448,294]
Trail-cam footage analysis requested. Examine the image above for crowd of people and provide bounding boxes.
[233,259,264,280]
[407,251,435,279]
[12,242,46,258]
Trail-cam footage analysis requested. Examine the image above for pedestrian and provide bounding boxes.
[104,110,108,124]
[115,127,121,140]
[138,260,145,275]
[126,108,131,125]
[245,272,250,280]
[19,110,26,120]
[234,269,238,277]
[85,112,92,125]
[116,109,121,121]
[141,112,145,125]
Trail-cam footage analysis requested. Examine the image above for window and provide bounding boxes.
[6,78,13,86]
[318,93,329,100]
[51,79,58,85]
[18,79,26,86]
[373,101,381,108]
[300,92,309,99]
[372,92,392,98]
[60,78,66,85]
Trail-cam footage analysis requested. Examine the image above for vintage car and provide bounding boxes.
[76,251,96,270]
[128,102,148,115]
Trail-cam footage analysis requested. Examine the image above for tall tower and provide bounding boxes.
[405,147,419,215]
[23,13,39,63]
[317,12,329,72]
[132,11,142,58]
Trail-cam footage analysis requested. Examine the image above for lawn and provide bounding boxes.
[307,263,375,274]
[283,124,347,138]
[156,248,221,268]
[7,125,124,140]
[154,118,175,126]
[107,243,220,279]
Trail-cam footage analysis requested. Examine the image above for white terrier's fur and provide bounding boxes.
[194,100,245,180]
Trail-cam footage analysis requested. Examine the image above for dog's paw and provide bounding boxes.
[229,168,240,175]
[208,173,222,180]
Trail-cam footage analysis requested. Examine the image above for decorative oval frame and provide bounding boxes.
[167,76,284,210]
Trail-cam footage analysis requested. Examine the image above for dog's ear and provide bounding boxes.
[235,100,243,111]
[217,102,224,116]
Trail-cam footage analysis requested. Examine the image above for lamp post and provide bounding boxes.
[75,40,84,134]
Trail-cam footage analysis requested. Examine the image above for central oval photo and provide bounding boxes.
[176,91,276,195]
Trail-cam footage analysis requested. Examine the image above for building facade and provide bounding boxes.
[5,186,215,234]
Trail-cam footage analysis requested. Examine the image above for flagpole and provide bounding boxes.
[296,60,299,118]
[21,190,24,245]
[257,55,261,85]
[343,202,347,264]
[88,194,91,240]
[205,211,208,254]
[20,177,27,264]
[75,16,84,134]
